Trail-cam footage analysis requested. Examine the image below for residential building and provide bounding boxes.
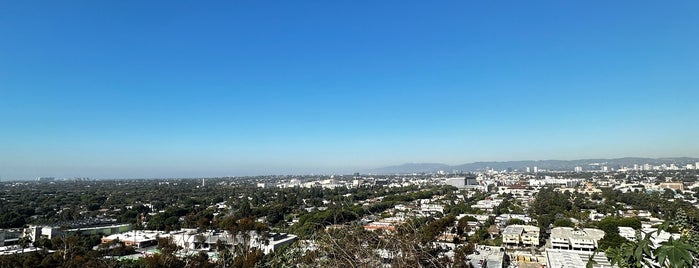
[502,225,540,247]
[550,227,605,252]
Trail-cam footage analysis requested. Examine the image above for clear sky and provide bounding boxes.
[1,1,698,179]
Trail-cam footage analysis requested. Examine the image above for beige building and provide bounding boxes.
[502,225,540,247]
[659,182,684,191]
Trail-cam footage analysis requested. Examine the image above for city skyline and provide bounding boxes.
[1,1,698,179]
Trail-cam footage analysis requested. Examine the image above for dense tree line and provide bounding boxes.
[1,177,462,267]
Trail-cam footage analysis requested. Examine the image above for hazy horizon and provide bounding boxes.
[2,155,697,180]
[1,1,698,180]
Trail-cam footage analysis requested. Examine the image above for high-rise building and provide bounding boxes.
[533,166,538,173]
[574,166,582,172]
[526,167,531,173]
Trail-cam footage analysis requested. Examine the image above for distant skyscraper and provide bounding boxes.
[574,166,582,172]
[696,162,699,170]
[526,167,531,173]
[533,166,538,173]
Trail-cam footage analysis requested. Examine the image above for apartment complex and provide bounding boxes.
[502,225,540,247]
[550,227,605,252]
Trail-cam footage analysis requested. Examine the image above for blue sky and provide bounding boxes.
[1,1,698,179]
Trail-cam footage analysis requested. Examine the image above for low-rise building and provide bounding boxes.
[550,227,605,252]
[472,199,503,212]
[467,246,505,268]
[659,182,684,191]
[364,221,396,232]
[546,249,614,268]
[24,223,132,242]
[0,229,22,246]
[169,229,297,254]
[502,225,540,247]
[621,227,681,248]
[618,226,636,241]
[420,204,444,214]
[495,214,532,226]
[101,230,166,248]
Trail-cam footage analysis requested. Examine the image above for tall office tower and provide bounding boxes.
[533,166,538,173]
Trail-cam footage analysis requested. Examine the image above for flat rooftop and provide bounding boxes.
[546,249,616,268]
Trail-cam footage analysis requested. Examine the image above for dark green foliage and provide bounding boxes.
[531,188,572,229]
[423,215,456,243]
[553,218,575,227]
[507,218,526,225]
[596,217,642,251]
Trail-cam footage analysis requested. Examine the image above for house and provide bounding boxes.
[502,225,540,247]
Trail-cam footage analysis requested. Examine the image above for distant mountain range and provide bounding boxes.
[368,157,699,174]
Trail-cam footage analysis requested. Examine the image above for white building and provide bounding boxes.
[471,199,503,212]
[495,214,532,226]
[618,226,636,241]
[420,204,445,214]
[620,227,681,249]
[170,230,297,254]
[101,230,167,248]
[550,227,605,252]
[546,249,614,268]
[0,229,21,247]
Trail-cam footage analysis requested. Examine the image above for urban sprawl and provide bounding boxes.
[2,160,699,267]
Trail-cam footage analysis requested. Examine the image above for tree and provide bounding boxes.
[607,232,654,268]
[456,216,472,237]
[143,237,184,268]
[453,243,475,268]
[553,218,575,228]
[507,218,526,226]
[655,237,697,268]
